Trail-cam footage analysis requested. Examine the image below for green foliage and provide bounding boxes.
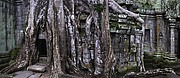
[112,66,139,77]
[126,66,139,72]
[134,0,154,9]
[79,14,88,21]
[9,60,15,65]
[94,4,103,13]
[168,0,176,9]
[144,52,179,70]
[9,48,20,60]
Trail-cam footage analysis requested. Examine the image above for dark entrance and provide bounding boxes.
[178,30,180,58]
[177,18,180,59]
[37,39,47,57]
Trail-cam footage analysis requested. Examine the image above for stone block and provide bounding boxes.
[60,74,82,78]
[27,65,46,72]
[14,71,33,78]
[28,75,39,78]
[0,74,13,78]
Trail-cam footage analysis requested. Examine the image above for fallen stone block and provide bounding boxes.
[14,71,33,78]
[27,65,46,72]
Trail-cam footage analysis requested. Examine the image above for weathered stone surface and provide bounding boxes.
[60,74,82,78]
[28,75,39,78]
[124,68,177,78]
[166,73,180,78]
[27,65,46,72]
[0,74,13,78]
[29,73,42,78]
[35,73,43,77]
[14,71,33,78]
[40,74,50,78]
[39,57,47,64]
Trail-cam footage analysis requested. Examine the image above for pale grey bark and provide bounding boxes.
[48,0,59,78]
[94,11,103,76]
[58,0,67,73]
[83,14,92,64]
[109,0,144,24]
[68,15,77,66]
[49,0,64,77]
[135,31,142,72]
[24,0,38,66]
[103,0,115,77]
[141,24,146,72]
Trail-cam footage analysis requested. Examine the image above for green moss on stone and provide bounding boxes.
[0,57,11,64]
[79,14,88,21]
[0,63,9,70]
[112,66,139,77]
[0,53,10,58]
[9,48,20,60]
[110,22,119,27]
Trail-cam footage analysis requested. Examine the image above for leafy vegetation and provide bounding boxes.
[112,66,139,77]
[94,4,103,13]
[144,52,178,70]
[9,48,20,60]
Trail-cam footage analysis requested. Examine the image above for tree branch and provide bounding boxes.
[108,0,144,24]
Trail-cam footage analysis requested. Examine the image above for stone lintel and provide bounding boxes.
[149,15,156,20]
[169,18,176,23]
[156,14,163,17]
[14,0,23,5]
[169,18,176,28]
[136,31,143,34]
[169,24,176,28]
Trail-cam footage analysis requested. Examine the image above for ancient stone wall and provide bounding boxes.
[0,1,15,53]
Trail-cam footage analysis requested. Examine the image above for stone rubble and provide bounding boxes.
[124,68,177,78]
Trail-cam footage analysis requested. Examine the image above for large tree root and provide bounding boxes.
[0,60,28,74]
[0,45,28,74]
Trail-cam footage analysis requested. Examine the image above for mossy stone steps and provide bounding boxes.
[0,53,11,70]
[0,57,11,64]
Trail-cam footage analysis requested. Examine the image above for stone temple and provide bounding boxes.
[0,0,180,76]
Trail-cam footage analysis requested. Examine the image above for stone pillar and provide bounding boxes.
[169,18,177,62]
[135,30,144,71]
[156,15,163,52]
[170,18,176,55]
[14,0,23,47]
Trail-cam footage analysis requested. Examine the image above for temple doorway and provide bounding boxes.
[37,39,47,57]
[176,18,180,59]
